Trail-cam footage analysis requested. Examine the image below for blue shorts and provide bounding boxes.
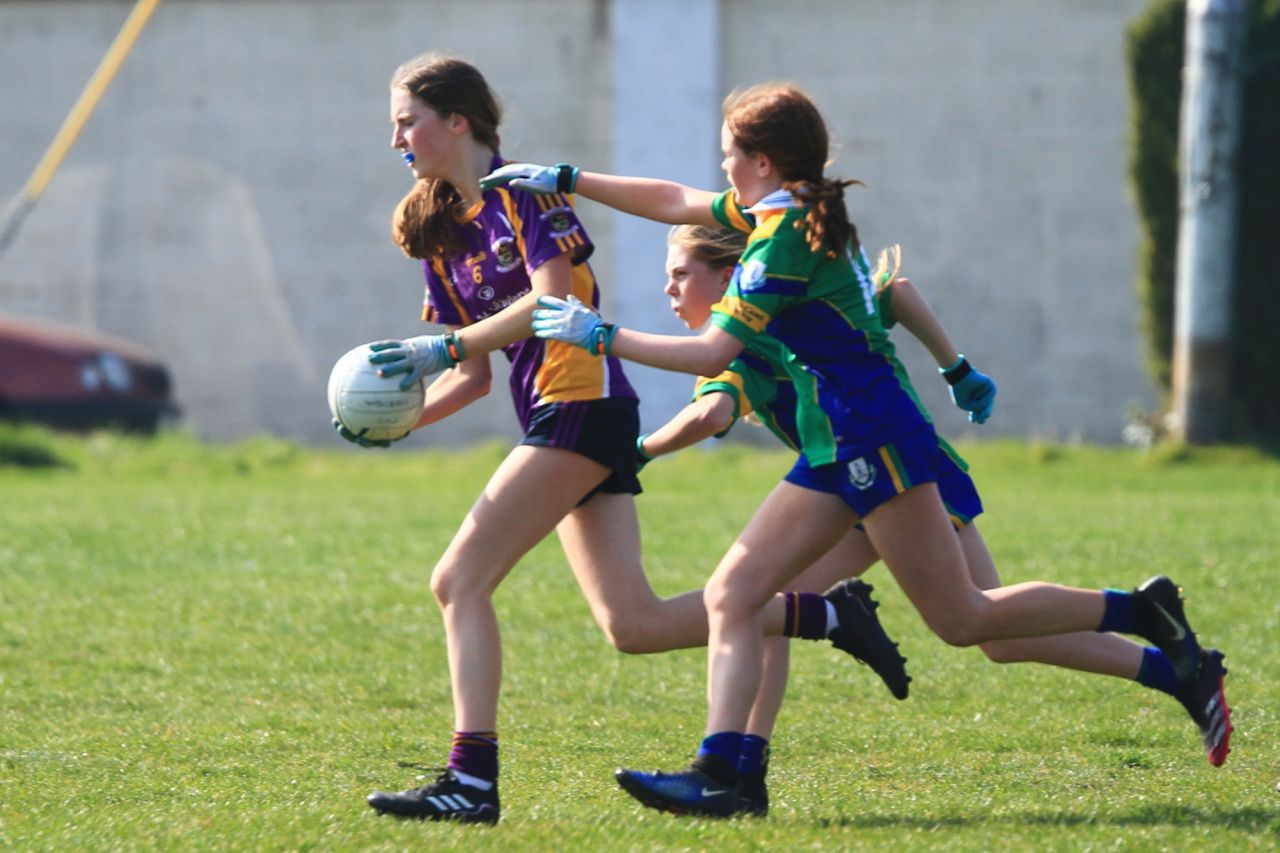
[785,427,982,526]
[521,398,642,501]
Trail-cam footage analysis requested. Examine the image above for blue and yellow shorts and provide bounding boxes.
[785,427,983,527]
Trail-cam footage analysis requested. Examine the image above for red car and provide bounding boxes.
[0,314,177,434]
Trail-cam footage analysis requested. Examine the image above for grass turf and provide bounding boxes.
[1,428,1277,850]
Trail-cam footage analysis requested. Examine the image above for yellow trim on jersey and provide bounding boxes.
[696,370,753,419]
[814,297,863,331]
[557,230,586,255]
[456,200,485,224]
[498,188,531,269]
[713,296,772,333]
[424,257,473,324]
[532,262,611,404]
[748,210,786,243]
[533,193,586,256]
[723,191,753,234]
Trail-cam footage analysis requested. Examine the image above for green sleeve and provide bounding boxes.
[876,284,897,329]
[710,189,755,234]
[693,360,778,438]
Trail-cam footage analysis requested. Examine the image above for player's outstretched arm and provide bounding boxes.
[883,277,997,424]
[532,295,743,378]
[641,392,737,461]
[481,163,720,227]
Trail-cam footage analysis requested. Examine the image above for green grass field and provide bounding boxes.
[2,427,1278,851]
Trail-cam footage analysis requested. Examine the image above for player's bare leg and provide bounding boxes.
[432,445,611,731]
[368,445,609,824]
[558,495,895,665]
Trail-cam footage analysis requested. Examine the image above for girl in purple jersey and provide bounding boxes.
[487,81,1231,814]
[356,55,908,827]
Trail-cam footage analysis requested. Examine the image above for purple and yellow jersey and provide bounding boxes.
[707,189,929,466]
[421,155,635,429]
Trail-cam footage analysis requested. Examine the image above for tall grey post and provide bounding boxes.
[610,0,722,432]
[1172,0,1247,444]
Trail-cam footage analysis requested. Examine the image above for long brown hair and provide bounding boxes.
[389,54,502,260]
[722,83,861,258]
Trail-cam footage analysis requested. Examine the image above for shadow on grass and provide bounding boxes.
[817,804,1277,832]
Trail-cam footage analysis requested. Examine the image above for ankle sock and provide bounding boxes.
[448,730,498,786]
[782,592,830,640]
[696,731,744,768]
[1136,646,1181,697]
[1096,588,1134,633]
[738,735,769,776]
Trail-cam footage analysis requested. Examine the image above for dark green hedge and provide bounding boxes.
[1126,0,1280,443]
[1235,0,1280,442]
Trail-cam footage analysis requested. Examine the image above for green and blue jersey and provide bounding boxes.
[693,296,971,476]
[692,282,977,526]
[708,189,930,466]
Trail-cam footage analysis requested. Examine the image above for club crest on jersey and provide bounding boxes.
[848,457,876,490]
[739,260,767,292]
[477,285,495,301]
[491,236,520,272]
[541,205,577,236]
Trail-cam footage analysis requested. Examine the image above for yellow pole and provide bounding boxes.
[1,0,162,254]
[23,0,163,201]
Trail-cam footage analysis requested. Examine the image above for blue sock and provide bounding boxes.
[696,731,744,768]
[738,735,769,776]
[1136,647,1181,697]
[1096,589,1134,633]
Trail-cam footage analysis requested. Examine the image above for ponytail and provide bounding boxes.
[783,176,864,258]
[723,82,864,259]
[391,179,469,260]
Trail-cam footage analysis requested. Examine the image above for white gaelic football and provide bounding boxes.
[327,343,425,440]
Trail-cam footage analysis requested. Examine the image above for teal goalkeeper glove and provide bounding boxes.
[368,333,465,390]
[940,356,996,424]
[480,162,579,194]
[531,295,618,355]
[332,418,400,448]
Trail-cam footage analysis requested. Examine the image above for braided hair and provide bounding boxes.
[722,83,862,258]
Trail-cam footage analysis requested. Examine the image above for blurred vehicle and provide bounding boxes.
[0,313,177,434]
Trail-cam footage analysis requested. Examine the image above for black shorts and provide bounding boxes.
[520,398,642,502]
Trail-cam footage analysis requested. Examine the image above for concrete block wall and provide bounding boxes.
[0,0,1157,445]
[720,0,1156,443]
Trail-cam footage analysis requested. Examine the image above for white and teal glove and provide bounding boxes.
[940,355,997,424]
[531,295,618,355]
[368,333,465,390]
[480,162,579,195]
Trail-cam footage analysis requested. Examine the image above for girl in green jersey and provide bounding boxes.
[485,83,1231,813]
